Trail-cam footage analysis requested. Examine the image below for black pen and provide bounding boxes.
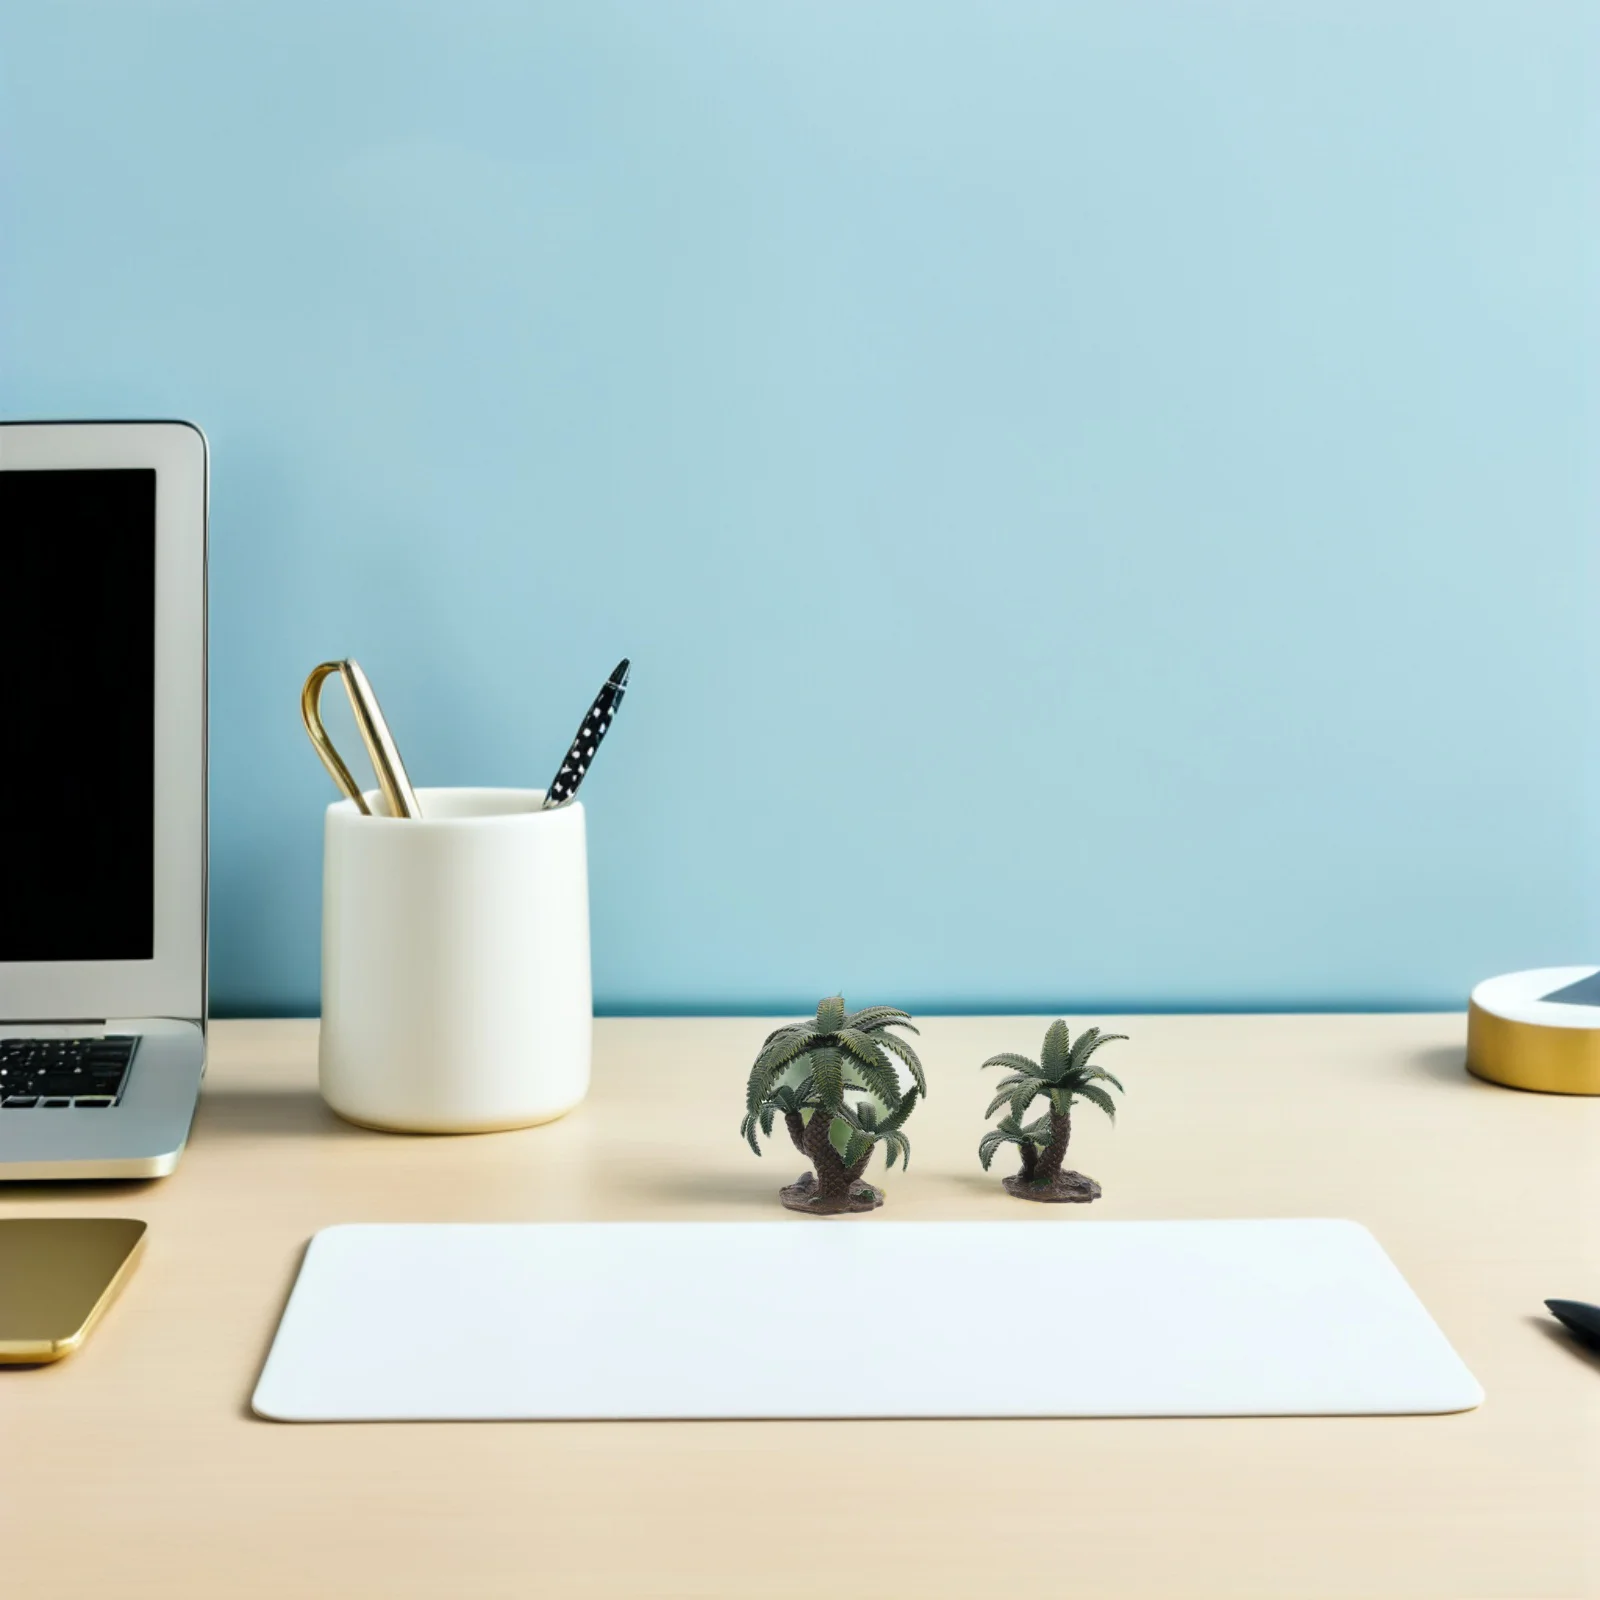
[542,659,630,809]
[1545,1299,1600,1351]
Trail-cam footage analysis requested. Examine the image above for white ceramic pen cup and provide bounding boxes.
[319,787,591,1133]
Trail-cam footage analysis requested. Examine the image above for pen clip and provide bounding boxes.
[300,659,422,819]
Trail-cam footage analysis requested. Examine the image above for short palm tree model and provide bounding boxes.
[979,1021,1125,1202]
[741,996,925,1215]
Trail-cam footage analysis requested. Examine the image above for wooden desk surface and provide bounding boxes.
[4,1015,1598,1598]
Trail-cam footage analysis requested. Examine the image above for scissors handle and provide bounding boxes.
[300,659,422,819]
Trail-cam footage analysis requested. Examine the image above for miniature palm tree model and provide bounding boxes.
[979,1021,1125,1202]
[742,996,925,1215]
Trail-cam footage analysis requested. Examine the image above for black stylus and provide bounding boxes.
[1545,1299,1600,1350]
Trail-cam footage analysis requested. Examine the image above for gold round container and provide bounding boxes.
[1466,968,1600,1095]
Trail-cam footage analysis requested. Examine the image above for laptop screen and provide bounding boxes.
[0,469,157,961]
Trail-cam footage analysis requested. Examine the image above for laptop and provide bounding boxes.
[0,420,208,1179]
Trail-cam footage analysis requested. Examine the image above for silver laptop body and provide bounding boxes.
[0,420,207,1179]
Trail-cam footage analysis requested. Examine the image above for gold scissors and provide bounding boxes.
[300,659,422,818]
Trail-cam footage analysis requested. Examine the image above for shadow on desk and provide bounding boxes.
[617,1168,786,1208]
[0,1176,162,1202]
[193,1086,372,1142]
[1410,1045,1482,1087]
[1529,1315,1600,1375]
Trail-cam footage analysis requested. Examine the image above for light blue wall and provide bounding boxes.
[2,3,1594,1015]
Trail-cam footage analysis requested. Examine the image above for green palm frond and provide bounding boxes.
[1010,1081,1041,1119]
[1068,1028,1127,1071]
[743,1073,825,1154]
[880,1130,910,1170]
[984,1083,1027,1119]
[979,1108,1033,1163]
[836,1028,888,1069]
[815,996,847,1033]
[836,1095,890,1135]
[980,1051,1040,1077]
[979,1100,1057,1168]
[874,1027,927,1097]
[880,1086,918,1133]
[1020,1112,1053,1143]
[978,1120,1025,1169]
[755,1025,817,1073]
[836,1030,903,1106]
[761,1030,819,1068]
[844,1005,918,1035]
[1039,1020,1071,1078]
[746,1026,818,1111]
[991,1073,1034,1090]
[1063,1064,1125,1094]
[985,1074,1043,1113]
[1056,1024,1098,1072]
[977,1132,1008,1170]
[831,1089,918,1171]
[744,1063,781,1116]
[842,1071,898,1109]
[841,1129,874,1167]
[1072,1083,1119,1122]
[810,1047,845,1110]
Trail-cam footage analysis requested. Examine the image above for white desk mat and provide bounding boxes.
[251,1219,1482,1422]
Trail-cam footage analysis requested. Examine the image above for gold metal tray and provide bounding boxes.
[0,1218,146,1363]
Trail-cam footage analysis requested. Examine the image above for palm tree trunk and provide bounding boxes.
[784,1110,807,1154]
[1035,1105,1072,1182]
[1018,1141,1038,1182]
[804,1111,853,1204]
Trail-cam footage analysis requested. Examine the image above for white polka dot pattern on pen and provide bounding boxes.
[543,659,630,808]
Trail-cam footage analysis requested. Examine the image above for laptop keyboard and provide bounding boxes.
[0,1036,137,1109]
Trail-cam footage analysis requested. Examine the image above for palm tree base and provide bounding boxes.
[780,1170,885,1215]
[1003,1169,1102,1203]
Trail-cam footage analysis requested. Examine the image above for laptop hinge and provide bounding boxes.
[0,1020,109,1035]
